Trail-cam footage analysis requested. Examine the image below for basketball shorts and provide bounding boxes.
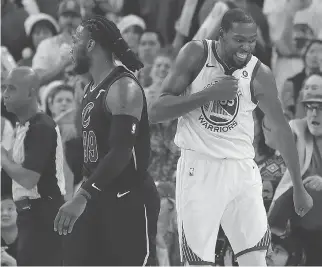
[63,184,154,266]
[176,150,270,264]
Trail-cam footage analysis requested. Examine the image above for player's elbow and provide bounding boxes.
[148,101,160,124]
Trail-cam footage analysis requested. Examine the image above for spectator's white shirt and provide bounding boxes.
[32,34,71,72]
[1,117,14,151]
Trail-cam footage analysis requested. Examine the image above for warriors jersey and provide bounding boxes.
[174,40,261,159]
[81,66,150,191]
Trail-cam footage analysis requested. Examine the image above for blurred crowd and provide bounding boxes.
[1,0,322,266]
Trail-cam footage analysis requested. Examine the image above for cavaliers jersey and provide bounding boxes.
[81,66,150,191]
[174,40,261,159]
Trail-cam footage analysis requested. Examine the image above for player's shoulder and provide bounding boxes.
[253,61,275,86]
[106,76,143,114]
[178,40,206,63]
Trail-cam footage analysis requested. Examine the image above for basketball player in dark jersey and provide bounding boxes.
[53,16,160,266]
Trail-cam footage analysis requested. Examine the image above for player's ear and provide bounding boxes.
[87,39,95,52]
[219,28,224,38]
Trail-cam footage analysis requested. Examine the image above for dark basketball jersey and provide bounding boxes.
[81,66,150,191]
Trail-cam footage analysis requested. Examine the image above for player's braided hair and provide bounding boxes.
[82,15,144,72]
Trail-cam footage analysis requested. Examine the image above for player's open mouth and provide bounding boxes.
[235,52,248,60]
[311,121,320,126]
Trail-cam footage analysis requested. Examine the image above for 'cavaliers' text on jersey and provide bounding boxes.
[175,40,261,159]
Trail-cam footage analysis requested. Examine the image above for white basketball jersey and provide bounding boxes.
[174,40,261,159]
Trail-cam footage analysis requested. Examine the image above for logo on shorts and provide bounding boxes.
[117,191,130,198]
[199,94,240,133]
[189,168,194,176]
[131,123,136,134]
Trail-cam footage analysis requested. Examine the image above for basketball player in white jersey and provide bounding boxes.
[149,8,313,266]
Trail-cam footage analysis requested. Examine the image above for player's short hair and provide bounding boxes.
[82,15,144,72]
[221,8,256,32]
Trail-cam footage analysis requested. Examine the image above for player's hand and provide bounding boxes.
[54,192,87,235]
[1,249,17,266]
[303,175,322,191]
[205,75,238,100]
[293,186,313,217]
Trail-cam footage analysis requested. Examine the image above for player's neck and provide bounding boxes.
[90,58,116,88]
[216,41,231,70]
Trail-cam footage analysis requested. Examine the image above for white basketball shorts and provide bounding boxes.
[176,149,270,264]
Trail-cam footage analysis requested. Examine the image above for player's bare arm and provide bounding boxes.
[149,41,238,123]
[254,64,313,216]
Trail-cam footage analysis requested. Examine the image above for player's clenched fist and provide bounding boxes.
[204,75,238,100]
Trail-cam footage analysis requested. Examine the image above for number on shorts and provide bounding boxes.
[83,130,98,163]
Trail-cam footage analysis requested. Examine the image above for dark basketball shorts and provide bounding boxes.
[63,184,157,266]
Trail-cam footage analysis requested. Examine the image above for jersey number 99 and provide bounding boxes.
[83,130,98,163]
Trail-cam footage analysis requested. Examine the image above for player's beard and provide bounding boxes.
[74,52,91,75]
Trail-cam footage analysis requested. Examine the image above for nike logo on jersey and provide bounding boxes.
[117,191,130,198]
[96,89,106,99]
[92,183,102,191]
[206,63,215,68]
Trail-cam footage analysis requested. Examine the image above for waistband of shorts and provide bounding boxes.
[180,149,254,162]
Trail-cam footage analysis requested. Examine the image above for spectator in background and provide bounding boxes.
[19,13,59,67]
[32,0,82,86]
[1,195,18,265]
[137,29,163,87]
[46,84,77,200]
[270,73,322,266]
[156,181,180,266]
[118,14,146,55]
[281,40,322,121]
[253,109,286,211]
[264,0,322,94]
[145,49,179,185]
[266,234,306,266]
[1,0,29,61]
[78,0,124,19]
[144,48,174,106]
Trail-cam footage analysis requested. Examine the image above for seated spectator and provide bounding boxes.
[117,14,146,55]
[253,109,286,211]
[266,234,306,266]
[32,0,82,86]
[270,73,322,266]
[156,181,180,266]
[137,29,163,87]
[144,48,174,106]
[281,40,322,120]
[1,195,18,265]
[19,13,59,67]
